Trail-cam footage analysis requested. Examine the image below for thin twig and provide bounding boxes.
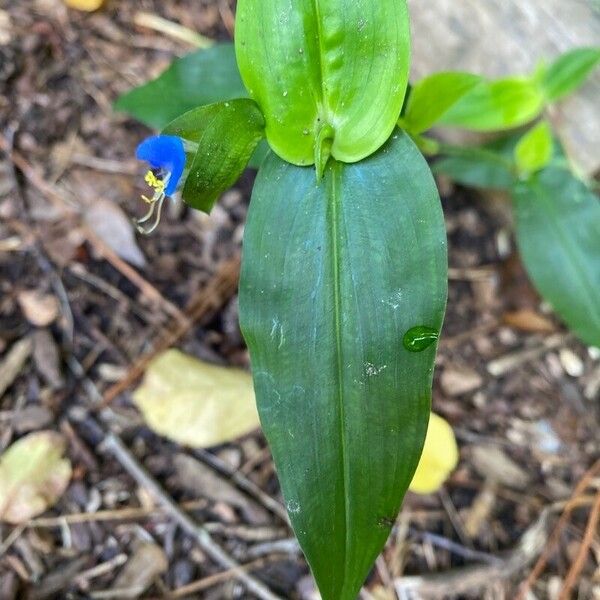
[27,500,208,528]
[487,333,573,377]
[558,489,600,600]
[73,554,128,587]
[438,487,473,549]
[102,254,241,404]
[0,524,26,558]
[410,530,501,567]
[134,12,214,48]
[102,432,282,600]
[515,459,600,600]
[169,556,282,598]
[194,446,289,523]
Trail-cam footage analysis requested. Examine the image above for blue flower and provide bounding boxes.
[135,135,186,234]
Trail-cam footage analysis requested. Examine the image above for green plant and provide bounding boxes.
[408,49,600,348]
[117,5,600,597]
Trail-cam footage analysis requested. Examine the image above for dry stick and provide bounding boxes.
[28,500,208,528]
[487,333,572,377]
[102,433,282,600]
[515,459,600,600]
[194,447,289,523]
[134,12,214,48]
[169,556,281,598]
[102,254,241,404]
[558,490,600,600]
[0,134,188,326]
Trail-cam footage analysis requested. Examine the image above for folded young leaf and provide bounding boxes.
[439,77,545,132]
[163,99,265,212]
[235,0,411,167]
[115,44,245,129]
[513,168,600,347]
[541,46,600,102]
[402,72,483,134]
[239,131,447,600]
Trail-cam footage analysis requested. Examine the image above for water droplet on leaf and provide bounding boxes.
[403,326,439,353]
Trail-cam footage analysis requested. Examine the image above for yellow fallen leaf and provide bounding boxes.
[0,431,72,524]
[409,412,458,494]
[64,0,105,12]
[135,350,457,489]
[133,350,260,448]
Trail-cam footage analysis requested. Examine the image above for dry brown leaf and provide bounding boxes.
[0,338,32,400]
[470,446,530,489]
[503,309,555,333]
[84,200,146,268]
[133,349,260,448]
[111,542,167,598]
[440,365,483,397]
[0,431,72,524]
[17,290,59,327]
[173,453,269,523]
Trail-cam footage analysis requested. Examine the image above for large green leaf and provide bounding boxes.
[513,168,600,347]
[114,43,245,129]
[541,47,600,102]
[239,131,447,599]
[235,0,410,168]
[163,100,265,212]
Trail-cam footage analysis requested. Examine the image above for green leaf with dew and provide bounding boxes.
[235,0,411,169]
[239,131,447,600]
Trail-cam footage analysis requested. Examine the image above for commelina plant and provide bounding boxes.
[126,2,598,599]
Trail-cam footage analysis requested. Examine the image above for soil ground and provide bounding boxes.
[0,1,598,598]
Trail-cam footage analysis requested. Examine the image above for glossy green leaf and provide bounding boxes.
[513,168,600,347]
[514,121,553,176]
[115,44,245,129]
[439,77,545,132]
[401,72,483,134]
[239,131,447,600]
[541,47,600,102]
[235,0,411,167]
[163,100,265,212]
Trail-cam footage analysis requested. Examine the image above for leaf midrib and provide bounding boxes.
[328,162,350,591]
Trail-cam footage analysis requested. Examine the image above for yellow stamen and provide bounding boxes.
[144,170,165,192]
[136,170,171,235]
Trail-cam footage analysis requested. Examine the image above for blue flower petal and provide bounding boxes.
[136,135,186,195]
